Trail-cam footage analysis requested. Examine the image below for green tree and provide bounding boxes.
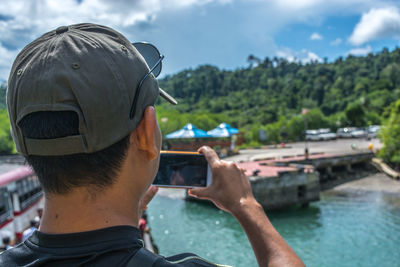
[345,102,366,127]
[287,115,304,141]
[0,109,14,155]
[265,116,288,144]
[379,99,400,168]
[0,82,6,109]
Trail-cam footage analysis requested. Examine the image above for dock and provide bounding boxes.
[236,151,375,210]
[0,142,379,211]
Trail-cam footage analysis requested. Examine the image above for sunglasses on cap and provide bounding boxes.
[129,42,177,119]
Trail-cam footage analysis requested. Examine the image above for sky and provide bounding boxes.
[1,0,400,81]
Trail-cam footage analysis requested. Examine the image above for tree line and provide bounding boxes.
[156,48,398,140]
[1,48,400,168]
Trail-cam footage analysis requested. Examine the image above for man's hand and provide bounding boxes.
[139,186,158,214]
[189,146,305,267]
[188,146,256,215]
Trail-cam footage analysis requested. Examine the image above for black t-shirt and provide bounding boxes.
[0,226,227,267]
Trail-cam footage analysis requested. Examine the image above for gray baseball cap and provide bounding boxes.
[7,23,177,156]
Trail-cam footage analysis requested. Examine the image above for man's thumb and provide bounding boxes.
[188,188,209,200]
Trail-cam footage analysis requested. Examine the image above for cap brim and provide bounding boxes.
[159,87,178,105]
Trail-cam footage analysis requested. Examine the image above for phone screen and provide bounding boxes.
[153,153,208,187]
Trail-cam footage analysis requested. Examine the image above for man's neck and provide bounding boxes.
[39,187,141,234]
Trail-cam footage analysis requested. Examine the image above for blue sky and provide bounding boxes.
[1,0,400,81]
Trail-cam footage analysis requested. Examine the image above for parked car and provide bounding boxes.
[337,127,355,138]
[305,129,337,141]
[305,130,321,141]
[318,128,338,140]
[351,128,367,138]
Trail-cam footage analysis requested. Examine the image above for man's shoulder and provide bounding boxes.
[0,243,28,267]
[0,245,230,267]
[0,227,230,267]
[150,250,231,267]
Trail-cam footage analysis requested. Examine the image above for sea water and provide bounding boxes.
[147,191,400,267]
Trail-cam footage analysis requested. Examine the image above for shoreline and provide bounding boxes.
[324,173,400,208]
[329,173,400,196]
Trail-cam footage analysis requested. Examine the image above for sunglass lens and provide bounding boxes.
[132,42,162,77]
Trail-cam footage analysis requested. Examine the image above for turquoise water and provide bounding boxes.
[147,191,400,267]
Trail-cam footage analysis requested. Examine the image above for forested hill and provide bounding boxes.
[1,48,399,147]
[158,48,400,129]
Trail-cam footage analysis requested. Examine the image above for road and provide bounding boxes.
[226,138,382,162]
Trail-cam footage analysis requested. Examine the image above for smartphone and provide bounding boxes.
[153,151,212,188]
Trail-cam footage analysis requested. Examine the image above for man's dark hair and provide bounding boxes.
[30,220,37,227]
[2,237,10,245]
[19,111,130,195]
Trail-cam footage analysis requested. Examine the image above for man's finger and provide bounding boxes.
[198,146,220,168]
[139,186,158,210]
[239,167,247,173]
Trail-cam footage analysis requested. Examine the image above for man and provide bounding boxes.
[0,236,13,252]
[34,208,44,224]
[0,23,305,266]
[22,220,38,242]
[139,212,148,238]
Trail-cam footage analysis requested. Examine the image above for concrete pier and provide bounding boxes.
[237,151,375,210]
[249,167,320,210]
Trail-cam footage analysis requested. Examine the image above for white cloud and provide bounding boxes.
[276,50,296,62]
[310,32,323,40]
[301,51,322,63]
[0,0,230,33]
[0,0,231,80]
[0,43,18,81]
[0,0,397,80]
[347,45,372,56]
[276,48,322,63]
[330,38,342,45]
[349,7,400,45]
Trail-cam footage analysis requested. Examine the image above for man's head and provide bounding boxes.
[7,23,176,196]
[30,220,37,228]
[2,236,10,246]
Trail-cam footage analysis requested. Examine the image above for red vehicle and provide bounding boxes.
[0,164,43,245]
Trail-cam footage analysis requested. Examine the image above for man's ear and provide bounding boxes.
[130,106,159,160]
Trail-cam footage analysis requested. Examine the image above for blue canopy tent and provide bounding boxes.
[165,123,211,139]
[207,123,238,138]
[207,123,239,149]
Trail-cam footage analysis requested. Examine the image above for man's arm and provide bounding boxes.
[189,147,305,267]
